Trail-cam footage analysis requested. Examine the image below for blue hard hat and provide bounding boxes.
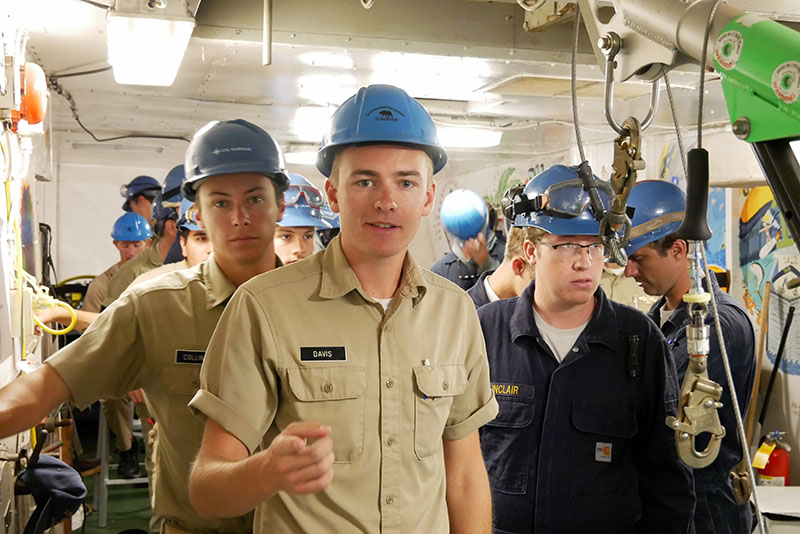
[182,119,290,201]
[121,175,160,211]
[162,165,185,204]
[151,192,178,222]
[316,84,447,178]
[319,202,340,229]
[177,198,202,232]
[514,164,612,236]
[624,180,685,254]
[111,212,152,241]
[440,189,488,241]
[316,201,340,249]
[279,174,332,229]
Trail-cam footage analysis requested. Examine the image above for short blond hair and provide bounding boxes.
[328,147,435,188]
[504,226,541,261]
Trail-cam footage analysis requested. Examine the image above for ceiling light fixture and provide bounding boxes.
[106,0,195,86]
[437,126,502,148]
[292,107,334,143]
[285,151,319,166]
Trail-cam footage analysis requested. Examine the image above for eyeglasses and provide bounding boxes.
[538,241,606,259]
[283,185,324,207]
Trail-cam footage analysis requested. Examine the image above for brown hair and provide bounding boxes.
[649,233,681,256]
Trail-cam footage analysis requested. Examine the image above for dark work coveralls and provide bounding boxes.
[431,232,506,290]
[649,275,756,534]
[477,283,694,534]
[467,270,494,309]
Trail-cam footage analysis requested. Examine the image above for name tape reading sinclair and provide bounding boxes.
[491,383,534,397]
[300,346,347,362]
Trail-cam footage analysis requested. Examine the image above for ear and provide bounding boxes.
[324,179,340,214]
[277,197,285,223]
[523,240,536,264]
[511,256,526,276]
[672,238,688,260]
[421,180,437,217]
[195,204,206,231]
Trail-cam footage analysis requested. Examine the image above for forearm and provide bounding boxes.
[190,451,276,518]
[73,310,99,332]
[444,431,493,534]
[0,365,70,438]
[446,469,492,534]
[36,307,99,333]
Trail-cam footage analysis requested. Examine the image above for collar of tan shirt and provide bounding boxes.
[318,236,427,307]
[202,255,238,310]
[202,254,283,310]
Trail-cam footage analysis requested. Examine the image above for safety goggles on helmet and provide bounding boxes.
[178,198,202,232]
[283,184,324,207]
[506,178,614,222]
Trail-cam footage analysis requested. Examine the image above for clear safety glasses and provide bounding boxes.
[538,241,607,260]
[283,185,324,207]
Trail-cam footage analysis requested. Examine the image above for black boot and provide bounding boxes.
[117,439,140,479]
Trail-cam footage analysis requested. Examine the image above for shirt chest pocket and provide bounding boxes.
[286,366,367,464]
[165,366,202,429]
[412,364,467,460]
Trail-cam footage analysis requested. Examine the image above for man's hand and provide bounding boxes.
[190,419,335,518]
[461,232,490,267]
[255,422,335,495]
[128,388,146,404]
[34,306,69,326]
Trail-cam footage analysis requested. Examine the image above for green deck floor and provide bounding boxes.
[73,407,153,534]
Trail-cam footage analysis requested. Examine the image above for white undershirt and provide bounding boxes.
[659,303,675,328]
[483,276,501,303]
[375,297,392,311]
[533,308,589,362]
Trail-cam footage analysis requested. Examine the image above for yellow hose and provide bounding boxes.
[33,299,77,335]
[55,274,96,286]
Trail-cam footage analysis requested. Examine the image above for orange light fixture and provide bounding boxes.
[11,62,48,132]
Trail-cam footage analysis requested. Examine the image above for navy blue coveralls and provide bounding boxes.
[648,275,756,534]
[431,232,506,290]
[477,283,694,534]
[467,270,494,308]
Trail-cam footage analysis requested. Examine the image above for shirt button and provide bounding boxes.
[442,381,449,391]
[386,436,395,447]
[385,496,394,505]
[572,347,579,353]
[385,378,394,388]
[323,382,334,393]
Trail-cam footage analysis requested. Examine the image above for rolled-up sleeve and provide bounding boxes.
[443,298,498,441]
[189,286,279,453]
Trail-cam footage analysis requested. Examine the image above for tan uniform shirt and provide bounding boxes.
[599,267,659,314]
[190,237,498,534]
[83,262,121,313]
[47,258,251,534]
[133,260,188,286]
[103,242,164,307]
